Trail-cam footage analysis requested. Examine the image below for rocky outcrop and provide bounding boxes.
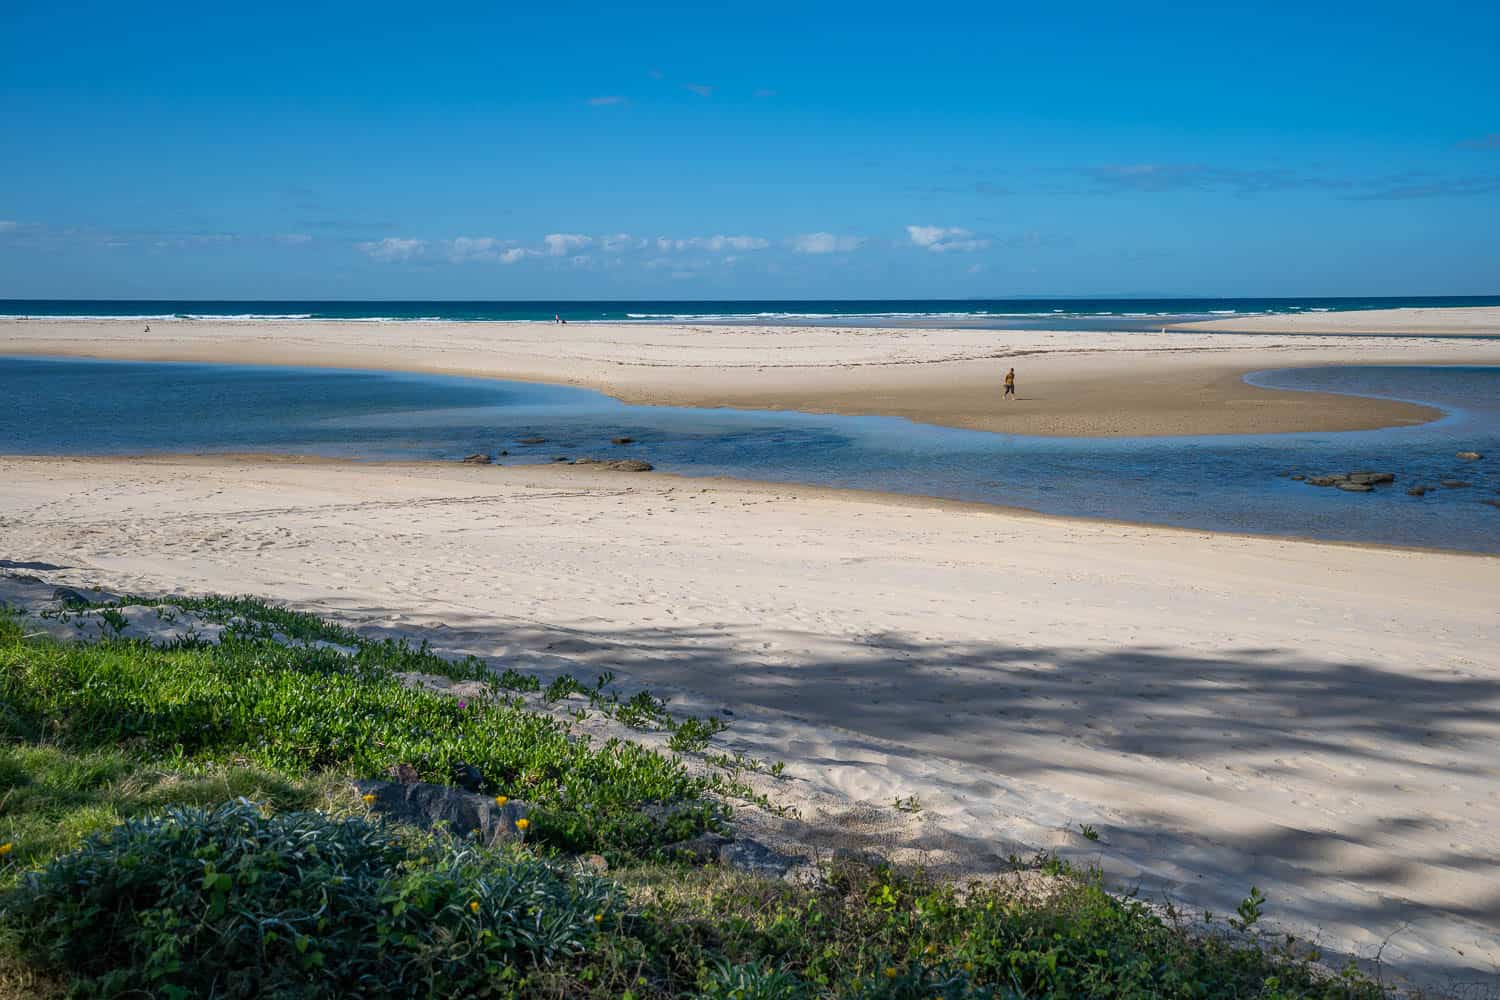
[1440,480,1472,489]
[351,779,529,847]
[611,436,636,445]
[461,453,490,464]
[1456,451,1483,461]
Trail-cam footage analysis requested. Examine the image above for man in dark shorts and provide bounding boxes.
[1003,367,1016,399]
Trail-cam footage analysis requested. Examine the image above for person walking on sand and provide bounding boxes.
[1003,367,1016,399]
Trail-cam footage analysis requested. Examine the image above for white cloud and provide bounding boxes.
[356,237,425,261]
[543,233,592,256]
[570,254,592,268]
[906,225,989,253]
[792,232,863,254]
[446,236,509,262]
[684,83,713,97]
[589,96,626,106]
[655,234,768,252]
[599,233,636,252]
[499,247,538,264]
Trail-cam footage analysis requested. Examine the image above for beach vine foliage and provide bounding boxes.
[0,611,722,858]
[0,606,1390,998]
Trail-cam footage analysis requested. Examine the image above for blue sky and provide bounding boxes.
[2,0,1497,299]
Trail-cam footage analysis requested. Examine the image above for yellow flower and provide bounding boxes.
[494,795,508,807]
[883,967,897,979]
[593,913,604,924]
[515,817,530,831]
[963,961,974,973]
[469,900,480,913]
[924,943,937,956]
[361,793,376,805]
[0,843,12,857]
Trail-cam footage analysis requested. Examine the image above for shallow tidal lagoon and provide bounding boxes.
[3,357,1496,552]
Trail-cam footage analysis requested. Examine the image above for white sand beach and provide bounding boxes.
[6,313,1500,437]
[1174,306,1500,336]
[2,454,1497,989]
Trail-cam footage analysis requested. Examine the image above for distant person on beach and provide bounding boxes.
[554,313,560,324]
[144,324,150,333]
[1004,367,1016,399]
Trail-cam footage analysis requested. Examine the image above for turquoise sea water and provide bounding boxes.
[4,296,1500,331]
[2,357,1497,552]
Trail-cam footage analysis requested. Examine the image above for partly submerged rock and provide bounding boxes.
[461,453,490,464]
[611,436,636,445]
[517,436,547,445]
[1335,482,1373,492]
[1440,480,1473,489]
[1345,471,1395,485]
[1406,486,1429,497]
[573,458,654,472]
[1456,451,1483,460]
[351,779,528,847]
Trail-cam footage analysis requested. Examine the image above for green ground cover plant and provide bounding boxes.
[0,603,1392,998]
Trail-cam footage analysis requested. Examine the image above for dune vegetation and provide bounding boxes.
[0,599,1388,998]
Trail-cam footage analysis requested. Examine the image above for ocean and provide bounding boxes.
[3,357,1496,553]
[3,296,1499,331]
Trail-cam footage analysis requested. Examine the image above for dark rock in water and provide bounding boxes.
[352,779,527,847]
[718,838,801,878]
[53,587,93,609]
[1440,480,1473,489]
[499,449,509,456]
[1407,486,1429,497]
[553,455,570,462]
[612,436,635,445]
[450,761,484,792]
[1456,451,1483,460]
[387,762,420,785]
[572,458,654,472]
[1484,499,1500,509]
[1306,476,1343,487]
[1335,482,1373,493]
[461,453,490,464]
[518,436,547,445]
[1345,472,1395,485]
[1290,474,1306,481]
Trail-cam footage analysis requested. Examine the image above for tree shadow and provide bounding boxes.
[315,602,1500,990]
